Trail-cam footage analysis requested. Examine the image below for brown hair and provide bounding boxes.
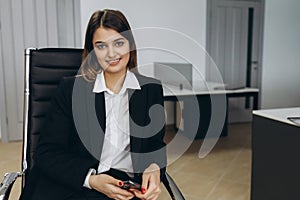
[81,9,137,81]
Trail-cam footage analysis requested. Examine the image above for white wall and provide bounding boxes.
[79,0,207,124]
[79,0,207,78]
[261,0,300,108]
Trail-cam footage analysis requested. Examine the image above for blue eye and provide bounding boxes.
[115,41,124,47]
[96,44,106,49]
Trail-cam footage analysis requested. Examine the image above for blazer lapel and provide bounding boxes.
[72,78,105,160]
[128,88,148,173]
[128,89,147,129]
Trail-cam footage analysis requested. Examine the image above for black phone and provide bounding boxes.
[121,180,141,191]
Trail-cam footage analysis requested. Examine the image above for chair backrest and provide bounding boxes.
[23,48,83,182]
[22,48,185,200]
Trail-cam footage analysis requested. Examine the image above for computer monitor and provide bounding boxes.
[154,62,193,90]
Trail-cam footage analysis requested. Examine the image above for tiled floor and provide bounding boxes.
[0,123,252,200]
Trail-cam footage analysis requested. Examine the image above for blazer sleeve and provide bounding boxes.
[143,81,167,181]
[35,78,98,192]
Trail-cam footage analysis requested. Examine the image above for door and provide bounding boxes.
[207,0,264,122]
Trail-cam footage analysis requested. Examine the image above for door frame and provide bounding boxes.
[206,0,265,107]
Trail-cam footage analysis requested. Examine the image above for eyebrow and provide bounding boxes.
[95,37,126,44]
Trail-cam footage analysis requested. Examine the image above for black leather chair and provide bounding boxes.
[0,48,185,200]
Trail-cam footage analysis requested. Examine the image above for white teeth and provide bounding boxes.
[108,58,120,64]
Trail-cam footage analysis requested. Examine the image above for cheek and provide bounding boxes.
[123,52,130,63]
[117,43,130,56]
[94,50,106,63]
[120,46,130,61]
[124,51,131,61]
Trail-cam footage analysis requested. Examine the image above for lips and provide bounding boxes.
[107,58,121,66]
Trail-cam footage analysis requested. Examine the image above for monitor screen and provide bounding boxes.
[154,62,193,89]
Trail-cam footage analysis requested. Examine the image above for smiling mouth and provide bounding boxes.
[107,58,121,65]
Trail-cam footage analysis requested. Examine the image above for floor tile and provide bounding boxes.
[205,179,250,200]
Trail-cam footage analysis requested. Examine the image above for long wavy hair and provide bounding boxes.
[81,9,138,81]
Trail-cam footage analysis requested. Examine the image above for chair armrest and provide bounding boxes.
[0,172,22,200]
[162,172,185,200]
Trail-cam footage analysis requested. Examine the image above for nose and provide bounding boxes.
[107,44,116,58]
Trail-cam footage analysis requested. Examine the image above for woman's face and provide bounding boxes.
[92,27,130,75]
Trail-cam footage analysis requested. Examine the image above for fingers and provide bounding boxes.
[141,173,149,194]
[105,176,135,199]
[113,187,135,199]
[134,173,161,200]
[112,178,124,188]
[105,184,135,200]
[89,174,134,200]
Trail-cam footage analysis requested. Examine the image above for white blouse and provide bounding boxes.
[84,70,141,188]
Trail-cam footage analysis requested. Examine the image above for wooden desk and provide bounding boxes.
[163,83,259,139]
[251,107,300,200]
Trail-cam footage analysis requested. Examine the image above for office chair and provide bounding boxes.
[0,48,185,200]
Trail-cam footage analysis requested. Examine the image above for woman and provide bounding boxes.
[20,9,166,200]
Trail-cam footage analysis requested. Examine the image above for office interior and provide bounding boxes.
[0,0,300,199]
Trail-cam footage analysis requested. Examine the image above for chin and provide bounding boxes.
[104,66,126,74]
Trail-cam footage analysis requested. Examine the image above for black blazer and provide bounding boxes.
[20,73,166,200]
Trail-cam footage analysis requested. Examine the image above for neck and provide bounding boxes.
[104,69,127,94]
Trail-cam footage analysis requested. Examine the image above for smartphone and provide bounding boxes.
[121,180,141,191]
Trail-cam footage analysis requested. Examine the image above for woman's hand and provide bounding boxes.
[89,173,135,200]
[132,163,161,200]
